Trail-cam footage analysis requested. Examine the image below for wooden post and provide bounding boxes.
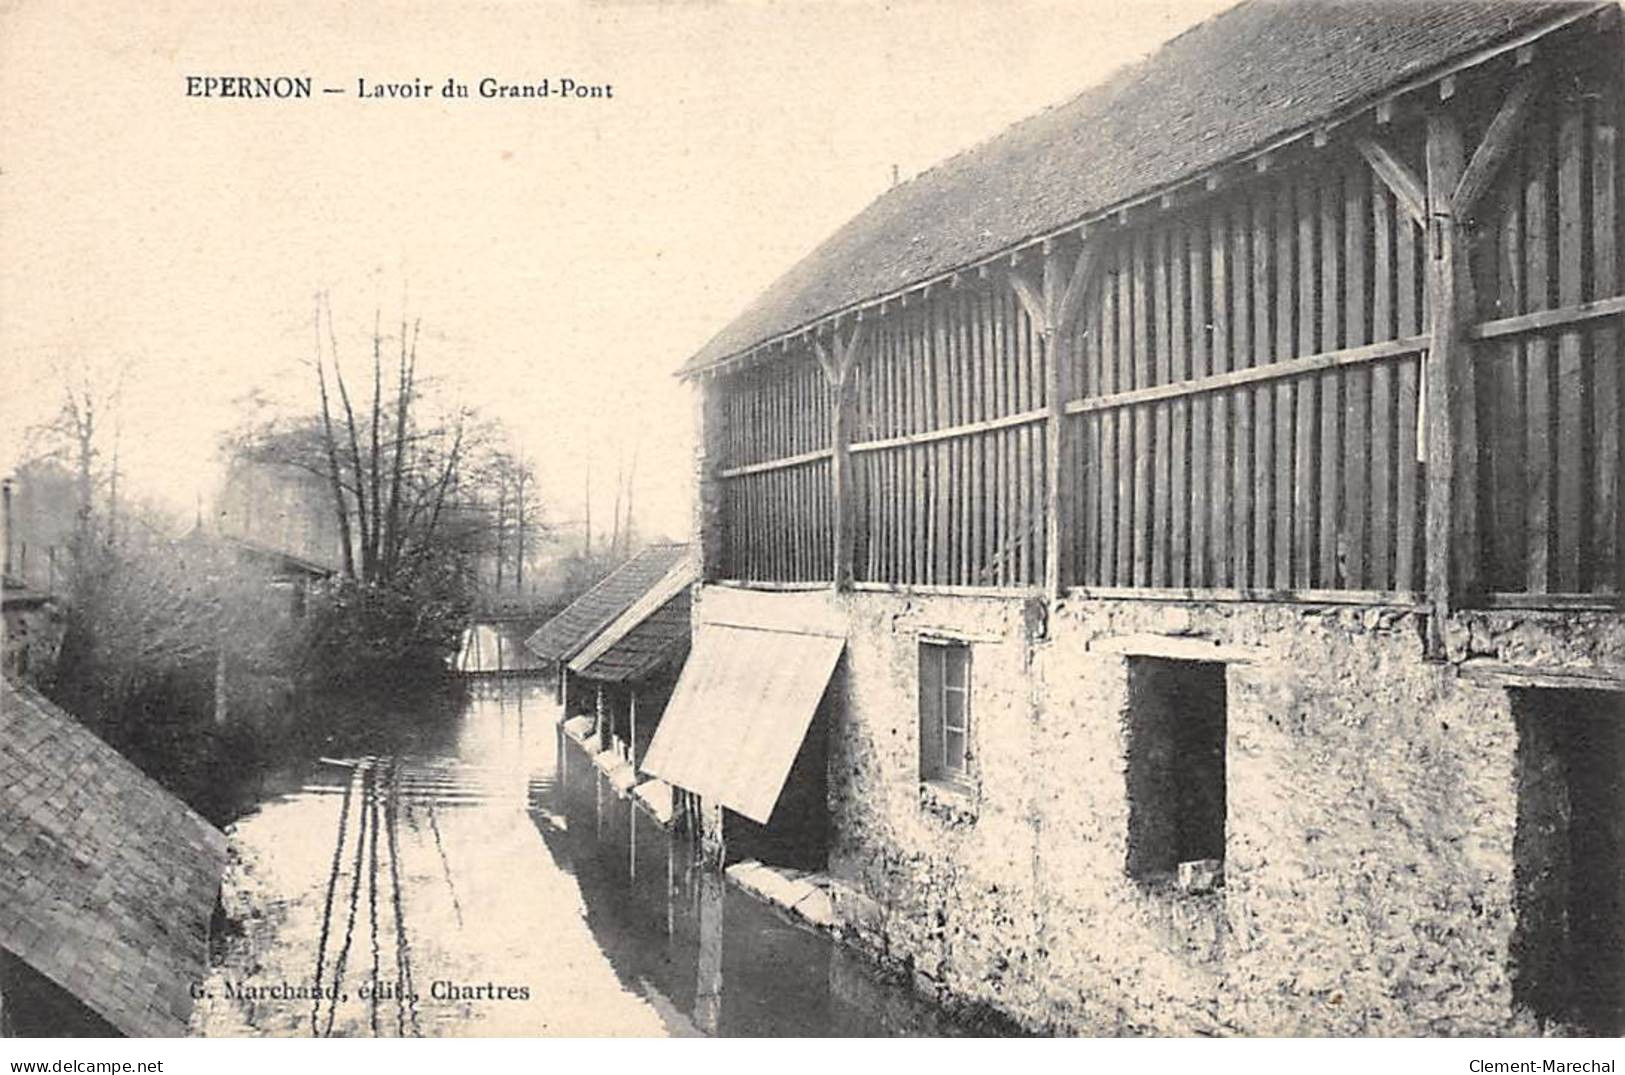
[1012,240,1098,601]
[1424,111,1475,655]
[1361,71,1538,654]
[815,321,867,591]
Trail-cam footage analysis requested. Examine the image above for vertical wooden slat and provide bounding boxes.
[932,299,948,586]
[1489,155,1526,591]
[1082,292,1100,585]
[1170,223,1191,588]
[1117,242,1135,585]
[1210,208,1232,586]
[1395,219,1422,593]
[1101,251,1120,585]
[1231,201,1254,588]
[958,293,972,586]
[996,293,1013,586]
[1525,110,1553,594]
[1371,184,1396,590]
[1592,93,1620,593]
[978,289,994,581]
[1296,177,1319,588]
[1273,177,1296,590]
[917,310,931,586]
[1132,231,1152,586]
[1318,171,1343,588]
[1153,226,1172,586]
[1189,219,1211,587]
[1252,185,1274,590]
[1343,164,1370,589]
[1554,103,1585,592]
[1022,297,1039,585]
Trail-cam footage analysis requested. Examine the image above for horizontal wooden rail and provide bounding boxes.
[1480,591,1622,611]
[1065,585,1429,609]
[1470,293,1625,342]
[849,408,1048,455]
[715,294,1623,488]
[713,578,831,591]
[718,447,832,480]
[1064,335,1430,416]
[852,581,1034,599]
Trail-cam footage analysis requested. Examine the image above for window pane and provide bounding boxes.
[945,729,966,775]
[944,688,966,733]
[919,644,944,779]
[945,645,968,690]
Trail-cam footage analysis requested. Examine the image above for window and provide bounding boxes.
[919,640,971,784]
[1124,657,1227,885]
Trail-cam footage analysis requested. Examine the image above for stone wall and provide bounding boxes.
[691,583,1625,1035]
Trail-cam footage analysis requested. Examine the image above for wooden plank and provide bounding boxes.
[977,290,994,582]
[1458,658,1625,692]
[1423,110,1477,652]
[1189,218,1211,588]
[1170,223,1191,588]
[717,447,835,483]
[1274,176,1296,590]
[1066,584,1427,608]
[1488,160,1526,592]
[1396,209,1422,592]
[952,297,964,586]
[1473,293,1625,339]
[1343,164,1370,589]
[1481,591,1624,611]
[1020,303,1033,591]
[1117,241,1135,585]
[1593,98,1620,593]
[1357,138,1427,225]
[1555,104,1585,592]
[1525,111,1553,594]
[1295,177,1318,588]
[934,297,950,586]
[1318,171,1343,589]
[1100,254,1119,585]
[1370,185,1396,589]
[1231,202,1253,589]
[1133,230,1152,586]
[996,292,1013,586]
[1210,208,1232,585]
[1453,68,1543,215]
[957,292,972,587]
[1252,186,1274,590]
[1153,226,1172,586]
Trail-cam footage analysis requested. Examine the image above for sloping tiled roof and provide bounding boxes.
[679,0,1590,376]
[0,677,228,1037]
[573,588,692,683]
[525,543,692,663]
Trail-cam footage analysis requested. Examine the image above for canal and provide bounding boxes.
[192,628,989,1037]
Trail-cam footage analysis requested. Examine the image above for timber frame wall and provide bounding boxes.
[697,11,1624,648]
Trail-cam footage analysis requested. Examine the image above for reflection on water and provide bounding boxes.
[195,627,995,1037]
[453,623,547,675]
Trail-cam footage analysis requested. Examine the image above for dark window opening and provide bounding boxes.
[919,641,972,785]
[1512,688,1625,1036]
[1124,657,1227,883]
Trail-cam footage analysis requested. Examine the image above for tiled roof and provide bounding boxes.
[679,0,1591,376]
[573,588,692,684]
[525,544,692,663]
[0,677,228,1037]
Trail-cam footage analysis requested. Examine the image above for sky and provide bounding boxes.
[0,0,1234,547]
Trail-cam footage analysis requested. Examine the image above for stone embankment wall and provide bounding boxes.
[691,584,1625,1035]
